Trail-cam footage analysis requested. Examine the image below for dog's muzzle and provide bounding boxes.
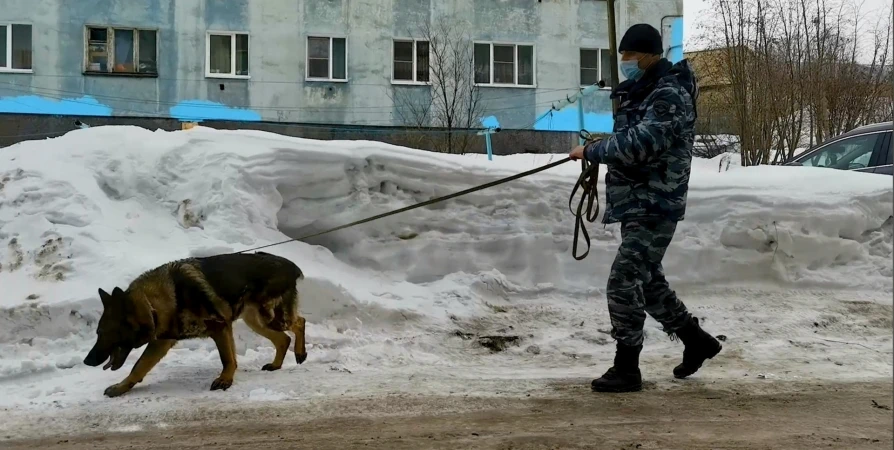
[83,344,110,367]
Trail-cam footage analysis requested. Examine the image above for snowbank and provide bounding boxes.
[0,126,891,417]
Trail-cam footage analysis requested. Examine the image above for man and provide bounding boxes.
[569,23,721,393]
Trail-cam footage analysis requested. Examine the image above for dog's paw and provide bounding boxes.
[295,352,308,364]
[261,363,282,371]
[210,376,233,391]
[103,382,133,398]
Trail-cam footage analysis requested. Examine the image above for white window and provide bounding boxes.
[206,32,249,78]
[0,23,32,72]
[473,42,535,87]
[306,36,347,81]
[85,26,158,75]
[580,48,613,86]
[392,39,429,83]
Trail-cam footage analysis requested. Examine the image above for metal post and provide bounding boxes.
[485,132,493,161]
[477,127,500,161]
[577,97,586,146]
[606,0,620,113]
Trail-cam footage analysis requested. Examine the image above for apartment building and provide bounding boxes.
[0,0,683,133]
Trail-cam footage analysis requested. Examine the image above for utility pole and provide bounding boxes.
[606,0,620,113]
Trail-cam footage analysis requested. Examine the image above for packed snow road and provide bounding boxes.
[0,126,891,445]
[4,381,892,449]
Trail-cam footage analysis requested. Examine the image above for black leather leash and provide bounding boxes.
[569,130,602,260]
[235,144,601,260]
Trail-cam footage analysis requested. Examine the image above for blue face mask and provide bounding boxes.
[620,60,644,80]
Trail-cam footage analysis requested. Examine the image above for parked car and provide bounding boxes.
[784,122,893,175]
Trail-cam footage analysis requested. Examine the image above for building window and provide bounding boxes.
[307,36,347,81]
[580,48,613,86]
[473,42,535,87]
[392,39,429,83]
[85,26,157,75]
[206,32,249,78]
[0,24,32,72]
[580,48,600,85]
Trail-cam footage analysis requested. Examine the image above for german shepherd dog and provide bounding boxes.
[83,251,307,397]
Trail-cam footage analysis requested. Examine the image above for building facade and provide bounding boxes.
[0,0,683,133]
[684,47,735,134]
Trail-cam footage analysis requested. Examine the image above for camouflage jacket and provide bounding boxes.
[584,58,698,224]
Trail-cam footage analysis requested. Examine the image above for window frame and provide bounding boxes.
[205,31,250,79]
[579,47,612,88]
[305,35,348,83]
[83,25,159,77]
[883,132,893,165]
[391,38,430,85]
[0,22,33,73]
[472,41,536,88]
[868,131,893,174]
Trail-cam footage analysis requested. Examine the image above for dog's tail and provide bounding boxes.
[267,285,297,332]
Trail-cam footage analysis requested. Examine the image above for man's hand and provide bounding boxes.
[569,145,587,161]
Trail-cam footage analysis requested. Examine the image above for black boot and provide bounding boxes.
[672,317,722,379]
[591,343,643,393]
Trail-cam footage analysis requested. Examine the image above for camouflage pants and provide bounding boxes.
[607,220,691,347]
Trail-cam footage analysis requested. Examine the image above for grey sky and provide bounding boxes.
[684,0,892,55]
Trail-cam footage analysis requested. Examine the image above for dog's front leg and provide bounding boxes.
[209,324,237,391]
[104,339,177,398]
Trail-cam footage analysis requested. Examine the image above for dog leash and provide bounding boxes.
[569,133,602,260]
[235,144,601,261]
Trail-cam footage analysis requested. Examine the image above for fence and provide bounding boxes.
[0,113,580,155]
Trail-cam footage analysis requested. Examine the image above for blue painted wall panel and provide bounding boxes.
[532,107,614,134]
[0,95,113,116]
[170,100,261,122]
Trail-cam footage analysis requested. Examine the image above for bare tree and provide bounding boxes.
[701,0,893,166]
[801,0,892,142]
[694,133,740,159]
[389,18,486,154]
[389,88,435,151]
[710,0,781,166]
[768,0,808,163]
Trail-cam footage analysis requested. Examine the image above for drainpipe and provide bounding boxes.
[661,15,684,60]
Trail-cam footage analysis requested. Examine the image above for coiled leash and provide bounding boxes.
[569,130,602,261]
[236,137,601,261]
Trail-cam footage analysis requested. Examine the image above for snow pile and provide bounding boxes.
[0,126,891,417]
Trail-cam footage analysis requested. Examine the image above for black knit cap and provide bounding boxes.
[618,24,663,55]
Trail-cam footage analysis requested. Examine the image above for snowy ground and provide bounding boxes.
[0,126,891,438]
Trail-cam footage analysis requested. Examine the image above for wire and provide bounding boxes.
[0,83,573,132]
[0,80,587,113]
[515,109,553,131]
[234,157,580,254]
[22,73,593,94]
[234,154,600,262]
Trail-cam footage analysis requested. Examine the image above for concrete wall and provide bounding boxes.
[0,0,683,133]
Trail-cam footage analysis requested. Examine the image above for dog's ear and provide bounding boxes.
[112,287,125,297]
[125,293,157,344]
[98,288,111,308]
